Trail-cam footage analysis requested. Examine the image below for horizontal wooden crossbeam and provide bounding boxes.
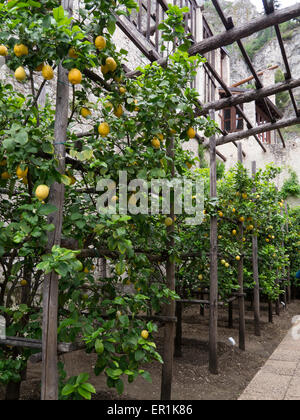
[196,77,300,116]
[189,4,300,55]
[215,116,300,146]
[0,336,76,352]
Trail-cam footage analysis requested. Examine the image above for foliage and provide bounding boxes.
[281,170,300,199]
[0,1,217,400]
[275,69,289,110]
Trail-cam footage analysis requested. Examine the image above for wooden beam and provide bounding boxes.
[209,118,219,375]
[237,148,246,352]
[41,0,73,402]
[252,161,261,337]
[188,4,300,56]
[196,77,300,117]
[160,137,176,401]
[215,116,300,146]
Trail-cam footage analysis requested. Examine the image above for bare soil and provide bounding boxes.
[8,300,300,400]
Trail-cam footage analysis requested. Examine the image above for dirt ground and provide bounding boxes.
[10,299,300,400]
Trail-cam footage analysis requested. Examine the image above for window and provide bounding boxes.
[256,107,271,144]
[221,107,244,133]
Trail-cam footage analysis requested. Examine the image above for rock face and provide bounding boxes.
[203,1,300,194]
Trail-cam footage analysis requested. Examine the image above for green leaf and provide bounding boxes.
[61,383,76,396]
[76,373,89,385]
[80,382,96,394]
[134,350,144,362]
[77,386,92,400]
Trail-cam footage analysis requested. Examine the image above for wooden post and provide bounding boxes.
[160,137,176,400]
[237,144,246,351]
[200,292,205,316]
[174,302,182,358]
[228,301,233,329]
[268,300,273,323]
[209,128,219,375]
[41,0,73,401]
[284,203,291,304]
[252,162,261,336]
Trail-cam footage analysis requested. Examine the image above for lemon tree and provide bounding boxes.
[0,2,219,400]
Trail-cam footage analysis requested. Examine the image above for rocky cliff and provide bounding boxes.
[203,0,300,134]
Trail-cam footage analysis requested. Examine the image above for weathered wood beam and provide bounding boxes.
[189,4,300,55]
[41,0,73,402]
[196,73,300,116]
[0,336,77,352]
[195,70,300,114]
[215,116,300,146]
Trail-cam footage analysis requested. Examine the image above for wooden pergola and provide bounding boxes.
[1,0,300,401]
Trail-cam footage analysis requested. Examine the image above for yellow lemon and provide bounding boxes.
[151,138,160,149]
[221,259,226,265]
[236,256,241,261]
[239,216,245,223]
[14,44,28,57]
[218,211,223,217]
[119,86,126,94]
[101,64,110,75]
[1,172,10,180]
[141,330,149,340]
[84,267,89,274]
[242,193,248,199]
[106,57,117,72]
[0,159,7,166]
[114,104,123,118]
[232,208,236,213]
[186,162,192,169]
[198,274,203,281]
[20,279,28,287]
[164,217,173,227]
[22,178,28,185]
[42,65,54,81]
[15,66,26,82]
[98,122,110,137]
[225,263,230,268]
[68,68,82,85]
[16,165,28,179]
[187,127,196,139]
[0,45,8,56]
[95,36,107,50]
[111,195,118,203]
[232,229,237,236]
[68,47,78,58]
[35,185,50,201]
[81,107,91,118]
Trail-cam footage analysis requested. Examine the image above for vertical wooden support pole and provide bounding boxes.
[237,144,246,351]
[268,300,273,323]
[284,203,291,304]
[252,161,261,336]
[160,138,176,400]
[275,272,280,316]
[174,302,182,357]
[41,0,73,401]
[228,301,233,329]
[209,130,218,375]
